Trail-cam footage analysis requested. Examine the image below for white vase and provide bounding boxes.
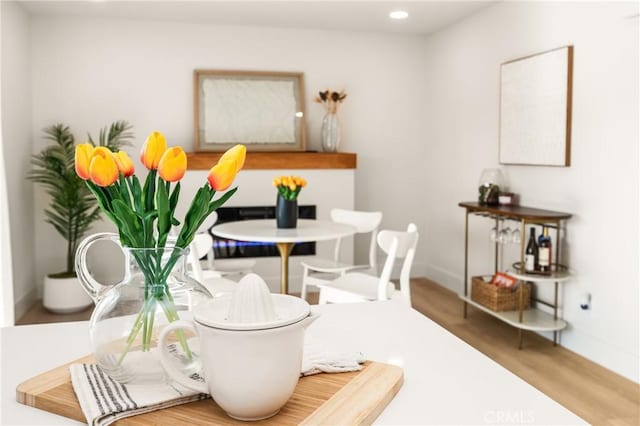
[321,112,341,152]
[43,274,93,313]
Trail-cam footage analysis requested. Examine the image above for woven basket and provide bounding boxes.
[471,275,531,312]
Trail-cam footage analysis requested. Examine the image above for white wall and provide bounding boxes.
[422,1,639,381]
[29,16,428,297]
[1,0,34,322]
[0,0,16,327]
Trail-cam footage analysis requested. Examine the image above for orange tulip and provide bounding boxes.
[218,144,246,173]
[114,150,135,177]
[207,144,246,191]
[89,147,119,187]
[207,159,238,191]
[140,131,167,170]
[158,147,187,182]
[75,143,95,180]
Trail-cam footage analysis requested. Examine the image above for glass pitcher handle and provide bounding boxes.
[75,232,124,303]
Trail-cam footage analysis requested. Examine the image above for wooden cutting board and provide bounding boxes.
[17,356,403,425]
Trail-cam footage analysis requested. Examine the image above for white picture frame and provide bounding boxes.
[499,46,573,166]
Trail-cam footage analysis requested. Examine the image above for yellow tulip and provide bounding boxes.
[273,178,281,187]
[218,144,246,173]
[158,147,187,182]
[89,147,119,187]
[207,144,246,191]
[207,159,238,191]
[140,131,167,170]
[114,150,135,177]
[289,183,297,191]
[75,143,95,180]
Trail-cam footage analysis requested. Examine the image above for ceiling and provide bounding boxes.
[19,1,496,36]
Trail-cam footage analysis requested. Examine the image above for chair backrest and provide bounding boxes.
[198,211,219,269]
[376,223,419,305]
[188,233,214,283]
[329,209,383,270]
[199,211,219,235]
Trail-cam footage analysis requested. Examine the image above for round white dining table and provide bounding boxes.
[211,219,356,294]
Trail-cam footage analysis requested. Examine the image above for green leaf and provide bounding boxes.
[143,170,157,212]
[169,182,180,213]
[176,185,209,248]
[86,182,113,216]
[130,176,143,214]
[111,199,143,247]
[156,178,171,248]
[207,187,238,214]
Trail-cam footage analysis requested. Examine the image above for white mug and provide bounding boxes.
[158,313,318,421]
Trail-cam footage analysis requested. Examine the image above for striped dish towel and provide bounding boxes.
[70,342,364,426]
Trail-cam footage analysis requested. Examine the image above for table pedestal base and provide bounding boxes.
[276,242,295,294]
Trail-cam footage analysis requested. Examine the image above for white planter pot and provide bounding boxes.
[43,274,93,314]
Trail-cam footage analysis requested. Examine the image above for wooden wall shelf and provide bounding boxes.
[186,152,357,170]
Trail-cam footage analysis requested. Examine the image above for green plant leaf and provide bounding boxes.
[111,199,143,247]
[208,187,238,214]
[176,185,209,248]
[156,178,171,248]
[28,122,134,272]
[143,170,157,212]
[130,176,143,214]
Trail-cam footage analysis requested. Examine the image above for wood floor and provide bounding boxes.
[411,278,639,426]
[17,278,639,425]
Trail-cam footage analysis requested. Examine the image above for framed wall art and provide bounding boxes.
[499,46,573,166]
[194,70,306,152]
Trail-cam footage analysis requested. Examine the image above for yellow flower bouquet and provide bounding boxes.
[273,175,307,229]
[74,131,245,379]
[272,175,307,201]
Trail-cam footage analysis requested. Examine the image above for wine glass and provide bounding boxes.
[498,224,511,244]
[511,228,521,245]
[490,226,498,243]
[497,219,511,244]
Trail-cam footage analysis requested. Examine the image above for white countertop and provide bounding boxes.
[1,301,585,425]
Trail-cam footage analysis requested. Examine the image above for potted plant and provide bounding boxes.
[28,121,134,313]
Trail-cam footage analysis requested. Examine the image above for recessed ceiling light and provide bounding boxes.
[389,10,409,20]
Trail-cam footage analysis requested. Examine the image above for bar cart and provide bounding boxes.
[458,202,573,349]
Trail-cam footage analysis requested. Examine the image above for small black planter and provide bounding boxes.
[276,194,298,228]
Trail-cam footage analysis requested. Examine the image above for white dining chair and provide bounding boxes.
[187,233,240,297]
[196,211,256,277]
[317,223,419,306]
[300,209,382,301]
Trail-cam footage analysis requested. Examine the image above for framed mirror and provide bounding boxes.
[499,46,573,166]
[194,70,306,152]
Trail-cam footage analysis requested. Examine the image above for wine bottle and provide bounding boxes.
[538,226,552,274]
[525,227,538,273]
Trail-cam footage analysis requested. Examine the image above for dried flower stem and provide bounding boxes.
[314,89,347,114]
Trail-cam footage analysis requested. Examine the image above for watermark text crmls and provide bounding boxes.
[484,409,535,424]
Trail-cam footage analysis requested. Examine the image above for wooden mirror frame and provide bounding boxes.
[194,70,306,152]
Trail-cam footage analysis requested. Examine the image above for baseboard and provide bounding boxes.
[425,264,462,293]
[14,288,38,323]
